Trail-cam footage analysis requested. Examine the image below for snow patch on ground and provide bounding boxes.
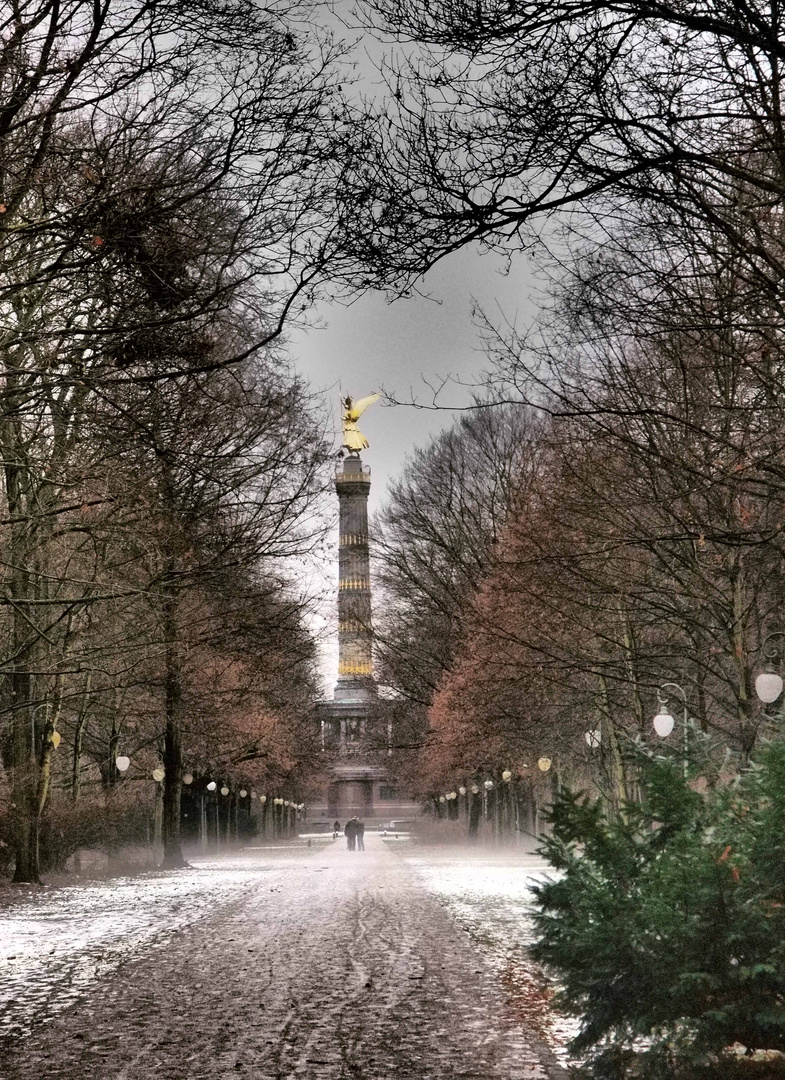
[0,855,282,1042]
[403,847,580,1064]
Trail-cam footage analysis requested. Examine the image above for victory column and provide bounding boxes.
[316,394,417,824]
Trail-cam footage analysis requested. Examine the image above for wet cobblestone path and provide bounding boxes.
[0,836,568,1079]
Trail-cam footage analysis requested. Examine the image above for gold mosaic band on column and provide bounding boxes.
[339,578,370,590]
[338,661,373,676]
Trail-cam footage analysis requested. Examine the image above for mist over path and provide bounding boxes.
[1,836,566,1079]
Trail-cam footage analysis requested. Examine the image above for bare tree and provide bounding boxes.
[98,350,329,867]
[348,0,785,299]
[420,191,785,803]
[0,0,366,882]
[374,402,542,706]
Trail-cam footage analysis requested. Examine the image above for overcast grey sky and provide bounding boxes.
[292,245,538,514]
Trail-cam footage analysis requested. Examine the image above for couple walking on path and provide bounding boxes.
[343,817,365,851]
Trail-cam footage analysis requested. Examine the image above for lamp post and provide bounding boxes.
[468,783,481,837]
[755,632,785,705]
[205,781,217,847]
[653,681,689,776]
[483,778,494,839]
[152,767,165,853]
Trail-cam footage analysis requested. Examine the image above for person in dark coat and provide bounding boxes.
[333,819,340,839]
[344,818,357,850]
[356,817,365,851]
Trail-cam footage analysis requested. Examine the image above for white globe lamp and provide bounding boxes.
[653,710,675,738]
[756,671,783,704]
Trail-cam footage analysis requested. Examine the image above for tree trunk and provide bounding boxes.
[71,674,92,801]
[598,675,629,814]
[9,598,38,883]
[619,603,645,735]
[11,701,39,884]
[4,374,41,884]
[730,560,756,757]
[161,588,187,868]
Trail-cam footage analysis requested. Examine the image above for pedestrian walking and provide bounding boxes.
[333,819,340,839]
[356,817,365,851]
[344,818,357,850]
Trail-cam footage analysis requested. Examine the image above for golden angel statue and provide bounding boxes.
[341,393,380,454]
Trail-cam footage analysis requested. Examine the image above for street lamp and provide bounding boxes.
[755,632,785,703]
[183,773,193,785]
[116,755,131,773]
[653,682,689,775]
[207,780,217,792]
[652,703,675,738]
[585,729,601,749]
[152,767,165,782]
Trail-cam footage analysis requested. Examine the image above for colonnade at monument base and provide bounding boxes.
[307,776,421,827]
[312,698,421,826]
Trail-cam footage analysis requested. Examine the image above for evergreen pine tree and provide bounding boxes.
[532,738,785,1077]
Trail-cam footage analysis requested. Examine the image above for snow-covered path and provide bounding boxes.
[0,857,281,1043]
[404,849,578,1059]
[0,837,569,1079]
